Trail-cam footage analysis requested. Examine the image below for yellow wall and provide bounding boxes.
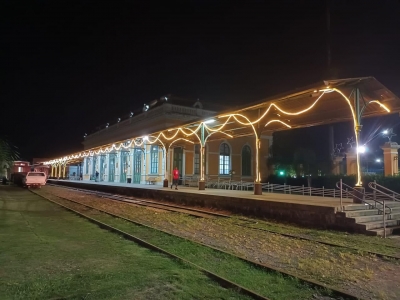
[194,136,270,180]
[185,151,194,174]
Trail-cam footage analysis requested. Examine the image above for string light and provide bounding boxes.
[44,86,392,187]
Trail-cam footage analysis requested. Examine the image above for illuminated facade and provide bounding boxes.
[53,97,272,187]
[45,77,400,194]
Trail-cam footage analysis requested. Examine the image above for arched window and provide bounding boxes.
[85,158,89,175]
[242,145,251,176]
[150,145,159,174]
[219,143,230,175]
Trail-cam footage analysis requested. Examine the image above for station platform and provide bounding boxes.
[47,179,355,230]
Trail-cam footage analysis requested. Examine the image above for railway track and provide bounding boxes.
[47,183,400,260]
[47,183,230,218]
[34,187,359,300]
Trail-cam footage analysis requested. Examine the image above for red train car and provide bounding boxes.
[11,161,31,174]
[10,161,31,185]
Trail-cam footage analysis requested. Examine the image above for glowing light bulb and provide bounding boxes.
[357,145,366,153]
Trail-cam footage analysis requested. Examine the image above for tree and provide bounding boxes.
[0,138,19,176]
[293,147,318,187]
[293,147,317,176]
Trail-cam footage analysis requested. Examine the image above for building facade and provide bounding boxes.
[59,96,273,185]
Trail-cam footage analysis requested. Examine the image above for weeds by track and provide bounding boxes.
[33,188,358,300]
[48,183,400,260]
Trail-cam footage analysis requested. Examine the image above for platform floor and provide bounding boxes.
[50,179,354,209]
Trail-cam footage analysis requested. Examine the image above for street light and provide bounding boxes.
[357,145,366,154]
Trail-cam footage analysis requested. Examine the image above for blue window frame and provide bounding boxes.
[150,145,159,174]
[85,158,89,175]
[219,143,230,175]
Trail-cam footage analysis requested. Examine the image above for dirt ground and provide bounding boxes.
[37,186,400,300]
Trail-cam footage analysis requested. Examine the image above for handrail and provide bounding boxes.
[368,181,400,202]
[367,181,399,239]
[335,181,392,215]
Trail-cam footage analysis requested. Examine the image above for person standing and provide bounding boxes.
[95,170,99,182]
[171,166,179,190]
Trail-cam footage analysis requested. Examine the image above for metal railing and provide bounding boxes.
[261,182,348,198]
[368,181,400,239]
[336,180,392,238]
[368,181,400,203]
[201,178,353,198]
[336,180,392,213]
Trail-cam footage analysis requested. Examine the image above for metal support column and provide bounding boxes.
[198,123,206,190]
[354,88,363,186]
[254,109,262,195]
[163,144,169,187]
[254,136,262,195]
[62,163,66,178]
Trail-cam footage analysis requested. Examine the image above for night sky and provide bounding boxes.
[2,0,400,161]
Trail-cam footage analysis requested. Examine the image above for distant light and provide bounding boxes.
[357,145,366,153]
[106,123,109,128]
[143,136,148,141]
[376,158,381,163]
[165,97,168,101]
[279,171,284,176]
[204,119,215,124]
[382,130,388,135]
[117,118,121,123]
[130,112,134,117]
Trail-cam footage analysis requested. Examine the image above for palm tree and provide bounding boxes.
[0,137,19,178]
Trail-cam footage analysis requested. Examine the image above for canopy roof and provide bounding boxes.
[47,77,400,164]
[169,76,400,144]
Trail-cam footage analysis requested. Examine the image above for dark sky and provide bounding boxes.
[2,0,400,161]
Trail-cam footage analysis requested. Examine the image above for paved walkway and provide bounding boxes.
[51,179,355,208]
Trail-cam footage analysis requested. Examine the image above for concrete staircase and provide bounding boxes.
[338,201,400,236]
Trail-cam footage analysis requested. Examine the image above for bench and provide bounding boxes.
[146,176,159,185]
[182,175,199,187]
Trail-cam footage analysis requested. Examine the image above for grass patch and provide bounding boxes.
[77,205,336,299]
[36,186,400,299]
[0,188,253,300]
[232,216,400,256]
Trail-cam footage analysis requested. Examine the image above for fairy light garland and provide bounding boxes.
[44,87,391,188]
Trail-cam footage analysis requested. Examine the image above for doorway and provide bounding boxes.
[173,147,183,184]
[133,149,142,183]
[120,151,130,183]
[109,153,116,182]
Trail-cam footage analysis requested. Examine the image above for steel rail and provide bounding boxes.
[232,218,400,260]
[47,183,400,256]
[32,190,269,300]
[47,183,230,218]
[33,189,359,300]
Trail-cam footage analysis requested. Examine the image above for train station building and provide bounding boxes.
[44,77,400,194]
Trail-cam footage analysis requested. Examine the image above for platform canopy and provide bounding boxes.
[182,76,400,142]
[46,76,400,165]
